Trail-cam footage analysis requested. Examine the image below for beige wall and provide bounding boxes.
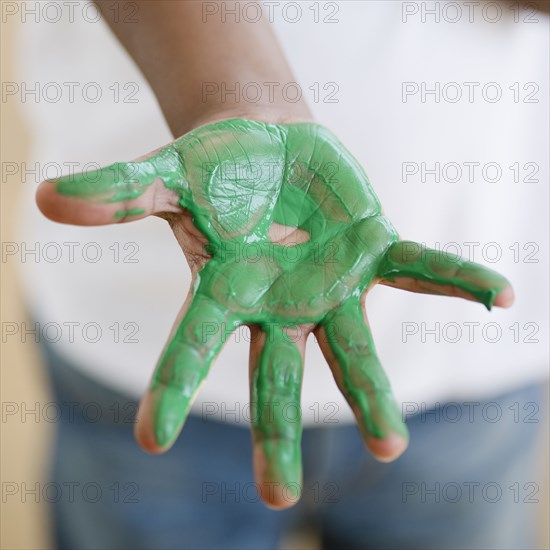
[1,14,54,550]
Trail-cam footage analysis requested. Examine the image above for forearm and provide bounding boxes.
[526,0,549,14]
[95,0,312,136]
[496,0,549,14]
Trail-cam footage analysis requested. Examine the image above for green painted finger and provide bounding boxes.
[150,293,239,449]
[55,160,157,203]
[321,299,408,445]
[251,324,303,505]
[378,241,511,310]
[56,146,188,202]
[42,146,190,225]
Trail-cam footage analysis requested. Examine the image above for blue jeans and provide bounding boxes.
[42,343,545,550]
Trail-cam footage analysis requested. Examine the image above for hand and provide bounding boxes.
[37,118,513,509]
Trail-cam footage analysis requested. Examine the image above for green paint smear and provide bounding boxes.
[115,208,145,219]
[54,119,511,475]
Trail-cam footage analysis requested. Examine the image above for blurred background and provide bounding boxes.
[1,3,549,549]
[1,14,55,547]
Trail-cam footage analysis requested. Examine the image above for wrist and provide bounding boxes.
[189,103,313,132]
[166,101,313,137]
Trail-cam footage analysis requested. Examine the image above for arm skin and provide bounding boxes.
[36,1,515,509]
[95,0,313,135]
[516,0,550,14]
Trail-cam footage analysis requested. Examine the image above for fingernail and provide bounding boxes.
[153,388,188,448]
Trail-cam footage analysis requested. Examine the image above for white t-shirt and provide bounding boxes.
[14,1,549,425]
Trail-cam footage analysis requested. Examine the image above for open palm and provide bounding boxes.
[37,118,513,508]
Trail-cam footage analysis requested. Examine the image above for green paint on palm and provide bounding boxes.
[54,119,510,482]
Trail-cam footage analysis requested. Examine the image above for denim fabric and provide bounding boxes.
[41,343,545,550]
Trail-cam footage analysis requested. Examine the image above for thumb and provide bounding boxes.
[36,150,183,226]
